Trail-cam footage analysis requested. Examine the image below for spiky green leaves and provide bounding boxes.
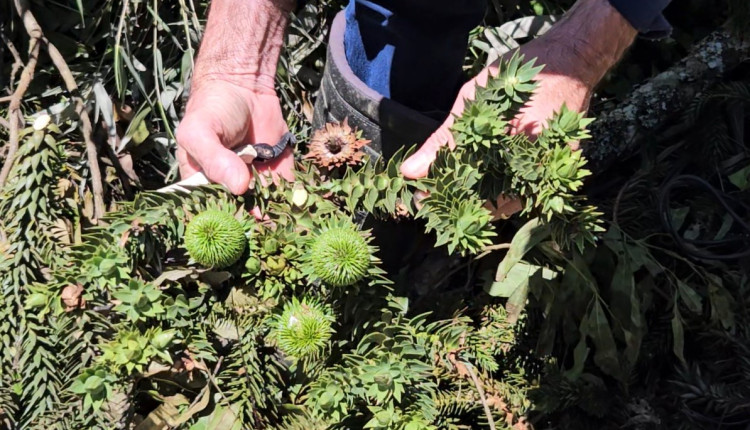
[184,210,247,268]
[324,146,417,218]
[501,106,602,250]
[70,367,117,412]
[112,279,164,322]
[418,152,496,255]
[437,53,602,252]
[271,297,334,359]
[99,328,175,374]
[452,100,507,151]
[307,219,372,287]
[483,51,542,104]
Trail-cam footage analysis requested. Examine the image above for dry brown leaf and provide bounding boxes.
[61,283,86,312]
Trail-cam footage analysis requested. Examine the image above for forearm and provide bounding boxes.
[544,0,637,86]
[489,0,638,90]
[192,0,294,94]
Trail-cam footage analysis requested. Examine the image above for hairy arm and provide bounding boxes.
[525,0,638,89]
[191,0,294,93]
[177,0,296,194]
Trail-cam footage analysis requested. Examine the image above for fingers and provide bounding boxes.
[176,120,252,194]
[249,146,295,188]
[400,125,455,179]
[176,146,201,179]
[401,72,485,179]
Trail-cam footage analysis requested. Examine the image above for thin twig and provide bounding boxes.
[0,38,41,188]
[205,355,230,402]
[187,0,203,39]
[13,0,106,220]
[1,31,23,94]
[432,242,512,291]
[0,117,9,130]
[462,359,497,430]
[177,0,196,70]
[475,243,512,260]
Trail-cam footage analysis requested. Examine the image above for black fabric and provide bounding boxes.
[344,0,486,115]
[608,0,672,39]
[312,12,442,160]
[312,11,445,274]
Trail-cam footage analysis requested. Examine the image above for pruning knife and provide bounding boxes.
[159,132,296,193]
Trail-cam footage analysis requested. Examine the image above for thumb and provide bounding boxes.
[401,67,490,179]
[400,80,474,179]
[177,125,251,195]
[400,124,455,179]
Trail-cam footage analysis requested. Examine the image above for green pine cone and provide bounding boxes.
[309,224,370,287]
[272,298,334,358]
[184,210,247,268]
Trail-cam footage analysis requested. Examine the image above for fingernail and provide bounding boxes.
[220,178,242,195]
[402,161,426,179]
[400,159,417,174]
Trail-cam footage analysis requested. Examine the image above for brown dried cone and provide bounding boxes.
[304,118,370,168]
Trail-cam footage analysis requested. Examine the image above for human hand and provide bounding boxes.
[399,44,591,219]
[176,80,294,195]
[400,0,637,219]
[174,0,295,195]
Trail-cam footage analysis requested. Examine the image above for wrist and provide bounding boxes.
[538,0,637,88]
[192,0,292,94]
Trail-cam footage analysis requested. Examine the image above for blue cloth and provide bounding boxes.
[342,1,673,114]
[344,1,395,100]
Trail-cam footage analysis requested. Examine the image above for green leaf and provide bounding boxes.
[607,255,644,366]
[671,305,686,364]
[114,45,126,97]
[150,330,176,349]
[189,404,241,430]
[75,0,84,24]
[505,266,533,324]
[119,105,152,151]
[707,275,735,329]
[153,268,195,286]
[83,375,104,392]
[677,281,702,314]
[25,293,47,309]
[564,334,589,380]
[488,260,539,298]
[728,164,750,190]
[585,301,621,379]
[489,218,551,296]
[120,50,152,107]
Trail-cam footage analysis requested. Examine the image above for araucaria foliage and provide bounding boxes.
[3,41,745,430]
[0,53,596,429]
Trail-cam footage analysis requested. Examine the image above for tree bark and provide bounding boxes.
[583,30,750,170]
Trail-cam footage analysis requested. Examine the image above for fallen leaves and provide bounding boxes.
[61,283,86,312]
